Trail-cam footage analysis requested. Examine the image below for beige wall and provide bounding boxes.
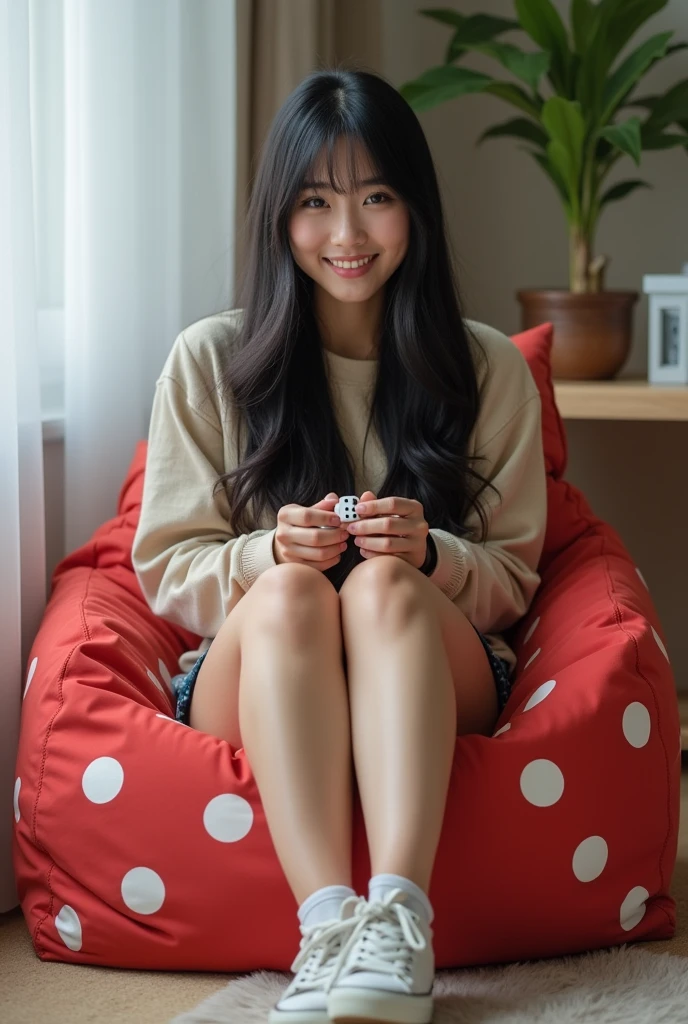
[43,0,688,689]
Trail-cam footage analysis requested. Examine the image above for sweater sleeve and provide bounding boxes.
[131,371,278,640]
[425,392,547,634]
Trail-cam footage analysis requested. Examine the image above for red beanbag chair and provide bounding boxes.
[13,322,681,970]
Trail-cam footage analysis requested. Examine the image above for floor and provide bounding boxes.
[2,762,687,1024]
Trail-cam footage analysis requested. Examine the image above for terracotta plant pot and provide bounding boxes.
[516,290,639,380]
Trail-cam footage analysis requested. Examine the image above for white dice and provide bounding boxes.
[335,495,360,522]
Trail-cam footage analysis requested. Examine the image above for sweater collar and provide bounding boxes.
[322,346,378,387]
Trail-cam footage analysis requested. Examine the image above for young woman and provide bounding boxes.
[132,65,547,1024]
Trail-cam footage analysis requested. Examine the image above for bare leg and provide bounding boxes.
[340,564,457,894]
[237,566,354,906]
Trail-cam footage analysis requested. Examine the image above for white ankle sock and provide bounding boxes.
[298,884,357,929]
[368,873,434,925]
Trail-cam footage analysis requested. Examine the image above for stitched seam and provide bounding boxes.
[582,485,675,908]
[181,330,226,430]
[477,394,540,453]
[33,574,95,956]
[155,375,223,436]
[541,482,675,930]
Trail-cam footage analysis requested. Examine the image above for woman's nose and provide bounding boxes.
[330,213,366,246]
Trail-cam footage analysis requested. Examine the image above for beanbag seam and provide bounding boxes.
[32,566,97,957]
[594,498,677,904]
[556,473,676,917]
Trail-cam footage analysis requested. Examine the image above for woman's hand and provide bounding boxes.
[347,490,429,570]
[273,494,349,570]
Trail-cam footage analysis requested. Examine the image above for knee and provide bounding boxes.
[252,564,339,634]
[340,556,419,622]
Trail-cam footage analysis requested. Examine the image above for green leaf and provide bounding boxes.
[541,97,587,215]
[420,10,520,38]
[479,117,549,149]
[599,117,643,165]
[581,1,669,109]
[571,0,596,54]
[483,81,542,119]
[443,13,521,52]
[464,42,550,91]
[542,97,585,162]
[625,94,659,112]
[622,44,688,109]
[641,130,688,150]
[594,0,669,71]
[547,139,579,210]
[595,135,615,161]
[600,179,651,206]
[398,66,495,113]
[643,79,688,131]
[521,147,572,213]
[601,32,672,123]
[417,9,466,31]
[514,0,573,94]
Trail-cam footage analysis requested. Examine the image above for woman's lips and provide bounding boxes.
[323,254,379,278]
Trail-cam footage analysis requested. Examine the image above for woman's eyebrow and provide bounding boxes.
[300,176,387,190]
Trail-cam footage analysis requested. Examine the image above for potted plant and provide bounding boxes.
[399,0,688,379]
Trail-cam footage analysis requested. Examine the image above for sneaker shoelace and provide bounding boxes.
[324,888,428,995]
[286,895,367,996]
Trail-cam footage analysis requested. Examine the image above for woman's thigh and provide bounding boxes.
[188,564,342,745]
[339,556,499,738]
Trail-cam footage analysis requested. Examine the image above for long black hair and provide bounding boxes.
[210,64,500,592]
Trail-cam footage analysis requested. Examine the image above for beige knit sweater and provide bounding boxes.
[132,309,547,676]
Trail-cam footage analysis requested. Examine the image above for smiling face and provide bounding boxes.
[288,137,409,304]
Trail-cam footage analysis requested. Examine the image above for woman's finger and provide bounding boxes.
[355,535,411,553]
[289,539,349,560]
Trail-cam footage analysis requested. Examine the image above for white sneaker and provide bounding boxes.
[269,894,368,1024]
[325,889,435,1023]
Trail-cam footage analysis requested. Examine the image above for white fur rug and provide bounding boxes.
[170,945,688,1023]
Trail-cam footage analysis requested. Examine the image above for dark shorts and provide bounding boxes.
[470,626,513,716]
[171,626,513,727]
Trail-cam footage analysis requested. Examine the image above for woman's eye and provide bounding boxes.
[301,192,391,209]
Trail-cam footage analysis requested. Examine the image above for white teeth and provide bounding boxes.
[329,255,375,269]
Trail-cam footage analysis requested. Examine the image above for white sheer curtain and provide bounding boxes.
[0,0,47,913]
[1,0,237,911]
[63,0,238,552]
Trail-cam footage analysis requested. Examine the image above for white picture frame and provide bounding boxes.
[642,275,688,385]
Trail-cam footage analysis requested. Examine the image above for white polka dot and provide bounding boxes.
[55,905,83,951]
[24,657,38,698]
[155,713,187,727]
[121,867,165,915]
[524,615,540,644]
[572,836,608,882]
[146,668,167,695]
[620,886,648,932]
[493,722,511,738]
[522,679,556,712]
[651,626,669,662]
[203,794,254,843]
[520,759,565,807]
[82,757,124,804]
[158,659,173,691]
[524,647,541,670]
[623,702,651,748]
[636,567,649,590]
[14,778,21,822]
